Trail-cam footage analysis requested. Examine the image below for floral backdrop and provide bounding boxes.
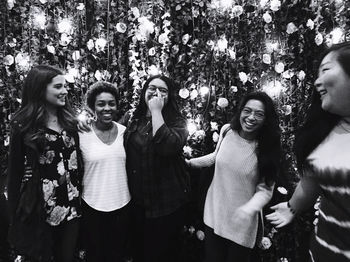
[1,0,349,261]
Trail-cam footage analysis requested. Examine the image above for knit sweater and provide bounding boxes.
[189,124,274,248]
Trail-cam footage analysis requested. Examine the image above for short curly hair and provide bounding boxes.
[86,81,119,111]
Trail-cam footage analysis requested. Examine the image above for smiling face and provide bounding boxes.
[239,99,266,140]
[144,78,169,108]
[94,92,117,125]
[314,51,350,117]
[45,75,67,108]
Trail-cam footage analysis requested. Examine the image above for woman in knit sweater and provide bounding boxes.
[266,42,350,262]
[187,91,281,262]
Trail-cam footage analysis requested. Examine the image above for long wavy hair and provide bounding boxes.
[295,42,350,170]
[230,91,282,185]
[132,75,183,123]
[11,65,77,151]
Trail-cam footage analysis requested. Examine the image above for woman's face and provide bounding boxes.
[45,75,67,108]
[314,51,350,117]
[94,92,117,125]
[239,99,266,140]
[144,78,169,108]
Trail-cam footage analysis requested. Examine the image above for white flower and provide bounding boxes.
[57,19,73,34]
[76,3,85,10]
[306,19,314,30]
[231,5,244,17]
[147,65,160,76]
[95,38,107,52]
[39,0,47,3]
[182,34,190,45]
[188,226,195,234]
[148,47,156,56]
[297,70,306,81]
[230,85,238,93]
[87,39,94,50]
[270,0,281,11]
[263,12,272,23]
[179,88,190,99]
[210,121,219,131]
[15,53,30,70]
[262,54,271,64]
[217,97,229,108]
[274,62,285,73]
[7,0,15,10]
[47,45,55,54]
[279,258,289,262]
[228,48,236,59]
[260,0,268,7]
[57,160,65,176]
[315,33,323,46]
[190,89,198,100]
[286,22,298,34]
[277,186,288,195]
[282,70,294,79]
[138,17,155,38]
[196,230,205,241]
[33,12,46,30]
[116,22,127,33]
[42,179,55,201]
[183,146,193,157]
[217,35,228,52]
[94,70,102,81]
[207,40,215,50]
[65,74,75,83]
[8,38,17,48]
[259,237,272,250]
[3,55,14,66]
[72,50,80,60]
[212,132,219,143]
[59,33,72,46]
[131,7,140,18]
[158,33,169,45]
[239,72,248,84]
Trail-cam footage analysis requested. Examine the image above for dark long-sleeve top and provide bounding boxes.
[7,125,83,226]
[124,116,190,218]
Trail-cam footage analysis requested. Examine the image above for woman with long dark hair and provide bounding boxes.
[7,65,83,262]
[187,91,282,262]
[124,75,190,262]
[266,42,350,262]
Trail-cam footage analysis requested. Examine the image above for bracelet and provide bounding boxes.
[287,201,297,215]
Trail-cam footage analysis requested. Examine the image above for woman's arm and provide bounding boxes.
[7,128,25,222]
[266,176,321,228]
[243,180,275,214]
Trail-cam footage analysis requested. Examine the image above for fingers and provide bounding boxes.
[269,204,279,210]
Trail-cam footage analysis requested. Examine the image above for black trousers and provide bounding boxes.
[51,218,80,262]
[204,225,252,262]
[130,203,186,262]
[82,200,131,262]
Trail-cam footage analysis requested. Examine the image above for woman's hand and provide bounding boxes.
[265,202,295,228]
[77,109,93,132]
[148,89,164,114]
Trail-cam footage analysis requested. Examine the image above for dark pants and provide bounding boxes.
[51,218,80,262]
[204,225,252,262]
[130,204,186,262]
[82,200,130,262]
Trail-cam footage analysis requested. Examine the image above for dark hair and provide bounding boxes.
[132,75,183,123]
[11,65,77,151]
[295,42,350,170]
[230,91,281,185]
[86,81,120,111]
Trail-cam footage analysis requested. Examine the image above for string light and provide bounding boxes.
[263,80,284,97]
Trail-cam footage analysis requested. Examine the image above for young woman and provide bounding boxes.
[7,65,83,262]
[266,42,350,262]
[123,75,190,262]
[187,92,282,262]
[79,81,131,262]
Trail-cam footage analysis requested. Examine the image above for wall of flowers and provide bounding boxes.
[1,0,349,261]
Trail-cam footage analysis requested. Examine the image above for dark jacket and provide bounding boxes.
[124,115,190,218]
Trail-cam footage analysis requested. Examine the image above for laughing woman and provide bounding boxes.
[78,81,131,262]
[187,92,282,262]
[266,42,350,262]
[7,65,83,262]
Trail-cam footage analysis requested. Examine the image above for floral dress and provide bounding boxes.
[38,128,82,226]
